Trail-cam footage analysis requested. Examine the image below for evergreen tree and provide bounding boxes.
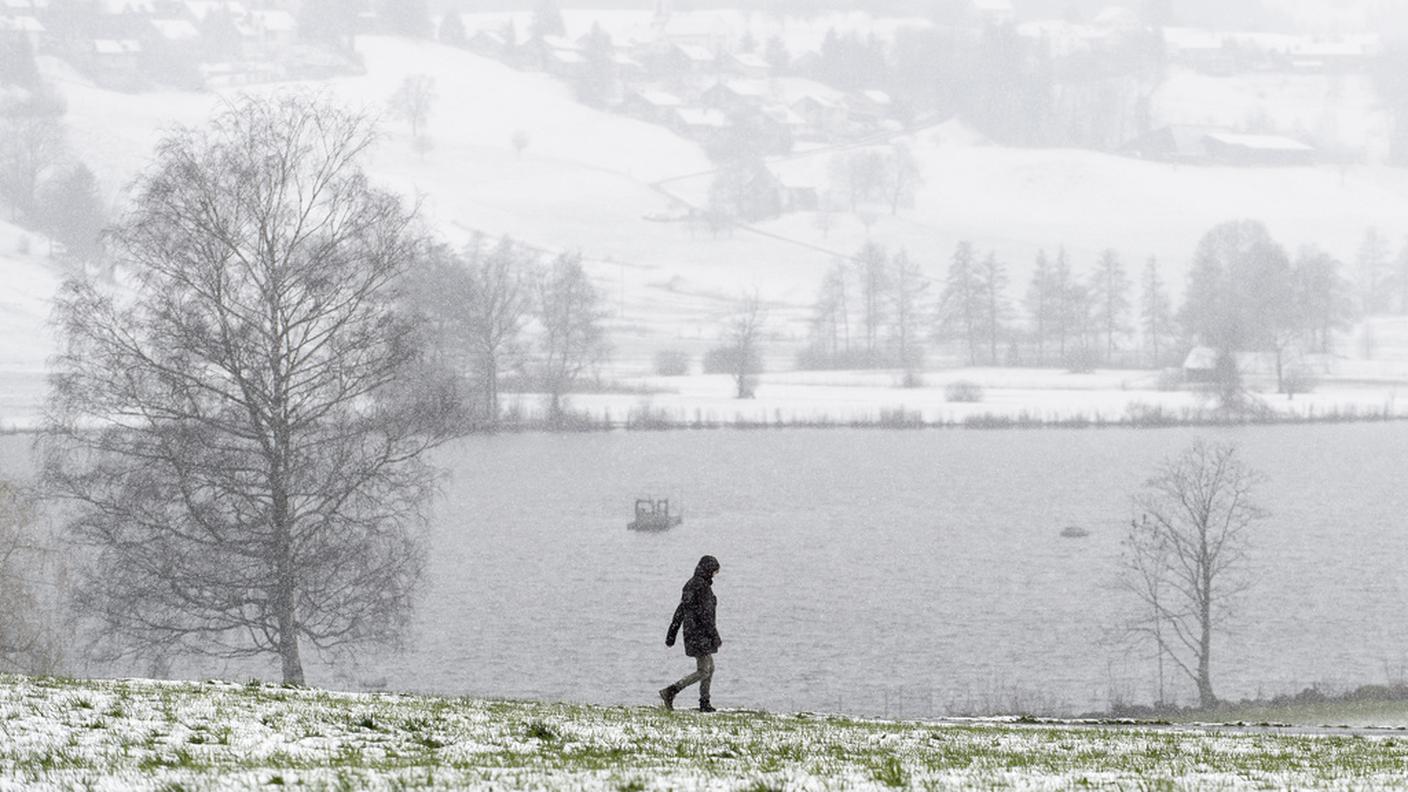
[1139,257,1175,368]
[532,0,566,40]
[34,162,105,259]
[1051,247,1074,359]
[890,249,926,383]
[939,241,983,366]
[573,22,615,107]
[1090,249,1131,364]
[977,251,1009,365]
[1025,249,1055,365]
[1065,281,1097,370]
[439,11,468,47]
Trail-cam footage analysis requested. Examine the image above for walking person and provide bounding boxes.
[659,555,721,712]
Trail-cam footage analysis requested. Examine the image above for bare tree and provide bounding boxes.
[0,480,61,674]
[807,260,851,365]
[854,241,888,365]
[1118,441,1266,710]
[466,237,530,424]
[389,74,437,155]
[512,128,531,159]
[723,291,767,399]
[828,149,886,212]
[45,94,449,685]
[534,251,609,424]
[883,142,924,215]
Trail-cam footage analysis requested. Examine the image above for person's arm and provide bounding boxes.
[666,601,684,646]
[666,585,693,646]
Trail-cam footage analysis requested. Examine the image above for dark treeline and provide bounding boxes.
[801,219,1396,396]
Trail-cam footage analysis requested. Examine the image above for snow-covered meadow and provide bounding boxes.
[3,674,1408,791]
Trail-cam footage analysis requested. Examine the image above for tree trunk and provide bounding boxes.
[485,353,499,425]
[273,501,304,685]
[277,589,304,685]
[1197,573,1215,709]
[271,424,304,684]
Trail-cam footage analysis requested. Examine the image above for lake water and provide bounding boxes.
[5,424,1408,718]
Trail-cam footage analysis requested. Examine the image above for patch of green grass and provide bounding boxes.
[9,675,1408,788]
[524,720,558,742]
[871,754,909,787]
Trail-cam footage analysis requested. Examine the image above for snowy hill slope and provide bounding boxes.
[1,33,1406,421]
[51,35,1408,305]
[0,223,60,427]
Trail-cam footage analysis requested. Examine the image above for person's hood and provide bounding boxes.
[693,555,719,583]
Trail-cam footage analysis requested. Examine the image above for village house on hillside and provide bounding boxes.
[4,0,357,90]
[443,8,910,154]
[0,0,47,49]
[1164,27,1380,75]
[1122,124,1318,166]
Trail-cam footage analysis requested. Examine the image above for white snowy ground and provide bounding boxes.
[3,674,1407,791]
[7,33,1408,427]
[521,363,1408,429]
[0,222,60,428]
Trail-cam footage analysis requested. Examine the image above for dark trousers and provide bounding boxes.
[671,654,714,701]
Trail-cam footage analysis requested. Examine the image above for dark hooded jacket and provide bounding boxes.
[667,555,720,658]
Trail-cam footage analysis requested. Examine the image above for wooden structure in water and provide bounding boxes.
[628,498,683,532]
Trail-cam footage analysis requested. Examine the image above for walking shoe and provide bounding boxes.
[698,702,716,713]
[659,686,677,711]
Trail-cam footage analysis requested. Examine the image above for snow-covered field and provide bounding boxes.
[2,674,1407,791]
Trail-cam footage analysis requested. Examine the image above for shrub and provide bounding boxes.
[1281,366,1316,398]
[872,756,908,787]
[525,720,558,741]
[653,349,690,376]
[877,407,923,428]
[944,380,984,403]
[1064,347,1100,374]
[1155,368,1183,392]
[626,401,673,430]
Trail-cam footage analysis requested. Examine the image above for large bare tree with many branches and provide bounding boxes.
[45,94,450,685]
